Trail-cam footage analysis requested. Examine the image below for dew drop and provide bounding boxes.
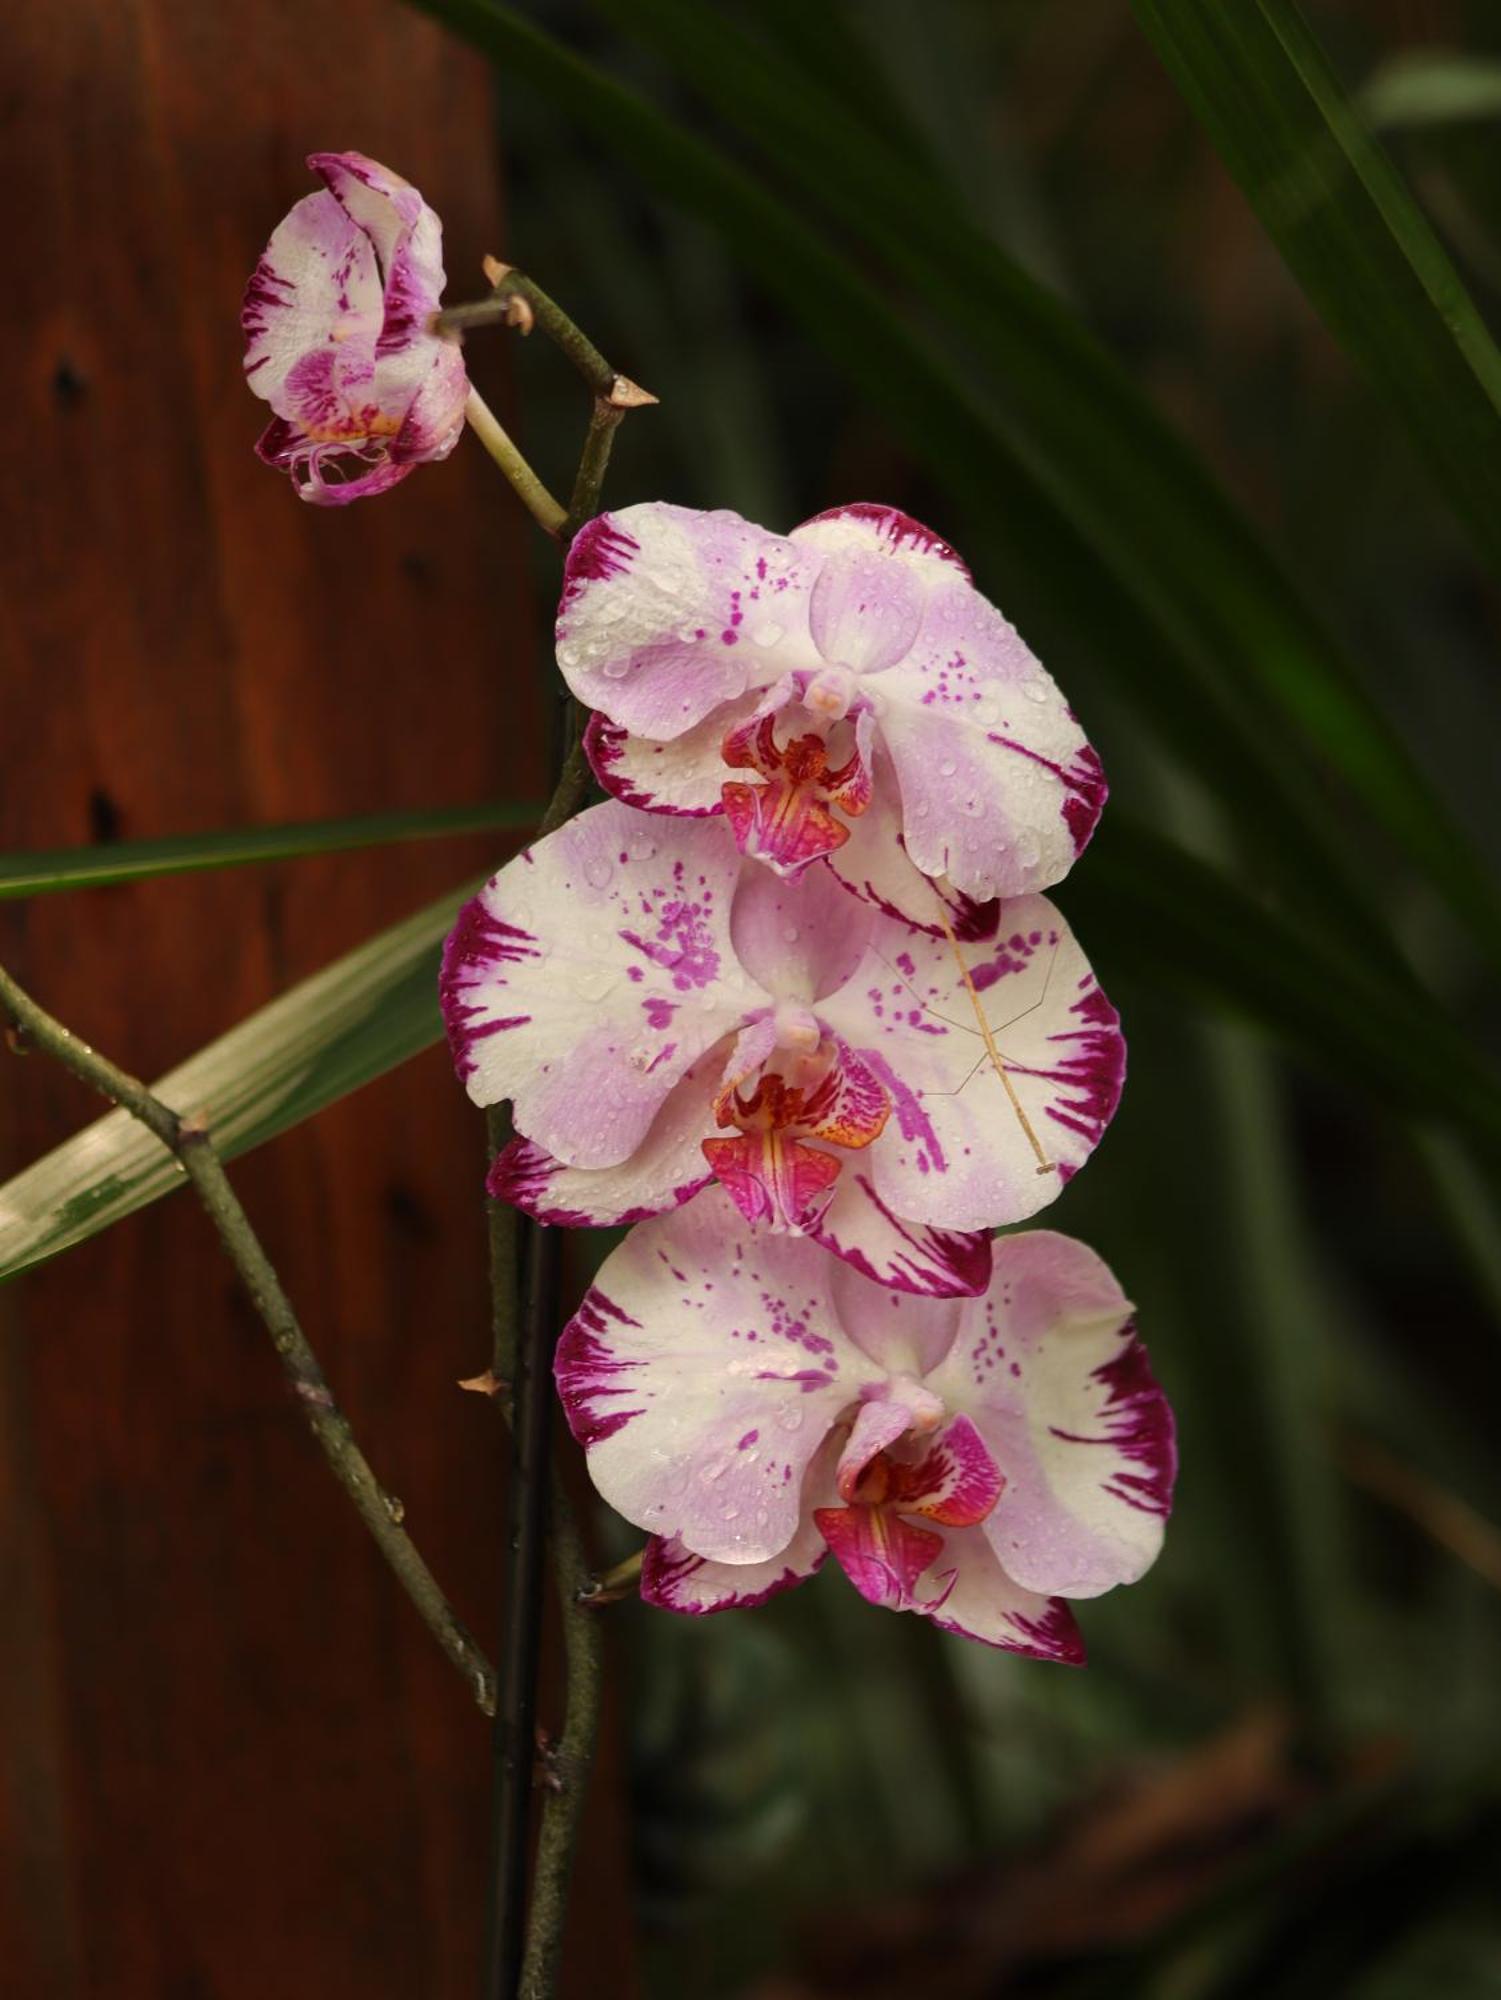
[751,621,785,647]
[601,656,633,680]
[576,967,619,1002]
[782,924,800,943]
[1022,677,1049,704]
[938,758,957,777]
[584,857,614,890]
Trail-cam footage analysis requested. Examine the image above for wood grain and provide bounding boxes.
[0,3,633,1991]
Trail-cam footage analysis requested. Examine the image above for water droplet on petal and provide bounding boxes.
[1022,677,1049,704]
[751,621,785,647]
[782,924,800,943]
[602,656,633,680]
[938,758,957,777]
[584,857,614,890]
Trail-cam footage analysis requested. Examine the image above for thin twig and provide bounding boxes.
[463,388,568,538]
[518,1479,605,2000]
[0,962,497,1715]
[486,1216,562,2000]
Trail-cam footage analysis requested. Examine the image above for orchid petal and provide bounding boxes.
[814,1503,945,1610]
[927,1232,1176,1597]
[922,1525,1086,1661]
[807,1171,992,1300]
[821,893,1124,1231]
[890,1415,1003,1526]
[439,802,760,1169]
[729,858,873,1004]
[829,1260,964,1375]
[823,766,995,939]
[487,1051,722,1226]
[243,190,382,416]
[556,504,820,739]
[585,701,758,817]
[873,592,1104,902]
[640,1521,828,1613]
[554,1192,879,1564]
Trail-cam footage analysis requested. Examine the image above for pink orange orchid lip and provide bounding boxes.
[242,151,468,506]
[556,1197,1175,1656]
[556,500,1107,930]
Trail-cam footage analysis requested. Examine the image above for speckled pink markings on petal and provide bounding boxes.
[565,1203,1172,1655]
[817,891,1125,1233]
[926,1231,1176,1598]
[554,1195,878,1565]
[438,801,760,1171]
[560,499,1103,908]
[441,807,1110,1275]
[242,151,467,505]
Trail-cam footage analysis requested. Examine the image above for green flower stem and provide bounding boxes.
[464,387,569,537]
[0,960,497,1714]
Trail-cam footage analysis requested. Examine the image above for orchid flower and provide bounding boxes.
[440,799,1123,1299]
[242,152,468,505]
[556,1196,1174,1655]
[555,502,1105,932]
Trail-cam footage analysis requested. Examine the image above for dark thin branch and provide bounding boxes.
[519,1483,606,2000]
[0,961,497,1715]
[486,1217,562,1999]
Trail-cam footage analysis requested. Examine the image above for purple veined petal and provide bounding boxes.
[554,1190,880,1565]
[640,1524,829,1613]
[790,502,973,584]
[729,857,874,1004]
[822,758,997,940]
[244,153,468,506]
[820,892,1125,1232]
[640,1441,837,1612]
[488,1048,725,1226]
[895,1414,1004,1527]
[921,1523,1087,1662]
[242,189,383,415]
[555,504,822,740]
[439,802,761,1170]
[874,583,1104,902]
[926,1231,1176,1598]
[808,1172,992,1300]
[308,151,430,290]
[585,700,757,817]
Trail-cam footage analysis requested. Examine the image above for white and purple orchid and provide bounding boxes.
[556,1197,1175,1656]
[440,801,1123,1299]
[556,502,1106,931]
[242,151,468,505]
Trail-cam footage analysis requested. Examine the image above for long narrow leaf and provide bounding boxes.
[0,880,485,1280]
[0,800,539,899]
[1133,0,1501,577]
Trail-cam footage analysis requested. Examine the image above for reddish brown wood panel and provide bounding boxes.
[0,4,632,1993]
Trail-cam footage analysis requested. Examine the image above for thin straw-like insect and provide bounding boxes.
[870,897,1058,1176]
